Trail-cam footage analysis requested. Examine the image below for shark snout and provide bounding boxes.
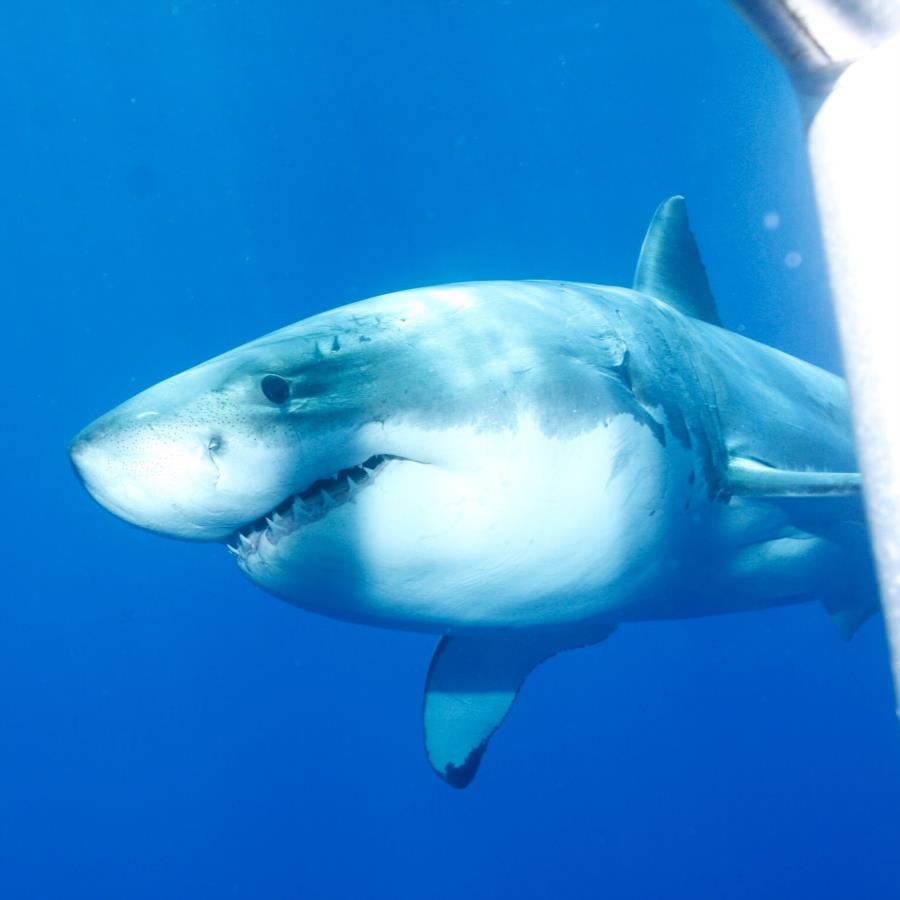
[67,404,304,543]
[68,436,87,474]
[68,427,129,515]
[67,411,232,540]
[69,418,122,487]
[68,431,100,489]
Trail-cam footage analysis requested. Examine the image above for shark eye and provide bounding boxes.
[261,374,290,404]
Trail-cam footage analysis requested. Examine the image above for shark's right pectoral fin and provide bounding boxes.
[423,625,615,788]
[726,457,862,497]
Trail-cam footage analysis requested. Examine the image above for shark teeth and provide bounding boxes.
[227,454,396,561]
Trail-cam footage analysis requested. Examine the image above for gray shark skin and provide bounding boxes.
[70,198,877,787]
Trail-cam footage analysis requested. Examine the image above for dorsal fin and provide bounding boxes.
[633,196,721,326]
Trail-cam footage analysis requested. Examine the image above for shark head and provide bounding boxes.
[71,282,675,629]
[70,313,383,545]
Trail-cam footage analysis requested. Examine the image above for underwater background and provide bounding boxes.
[2,1,899,897]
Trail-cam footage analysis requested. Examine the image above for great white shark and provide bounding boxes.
[70,197,877,787]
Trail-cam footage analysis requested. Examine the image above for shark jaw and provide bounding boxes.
[226,453,402,562]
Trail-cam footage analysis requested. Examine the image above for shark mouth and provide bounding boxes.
[227,454,398,561]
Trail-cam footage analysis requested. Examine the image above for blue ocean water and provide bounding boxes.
[2,1,899,897]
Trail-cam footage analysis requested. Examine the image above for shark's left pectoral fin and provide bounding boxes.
[726,457,862,497]
[423,625,615,788]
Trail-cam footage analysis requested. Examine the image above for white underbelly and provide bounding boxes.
[244,413,684,632]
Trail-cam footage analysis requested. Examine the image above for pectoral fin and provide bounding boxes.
[819,521,880,640]
[727,457,861,497]
[423,625,614,788]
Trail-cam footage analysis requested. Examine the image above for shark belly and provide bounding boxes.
[238,408,684,632]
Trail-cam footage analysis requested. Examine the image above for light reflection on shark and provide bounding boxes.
[70,197,876,787]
